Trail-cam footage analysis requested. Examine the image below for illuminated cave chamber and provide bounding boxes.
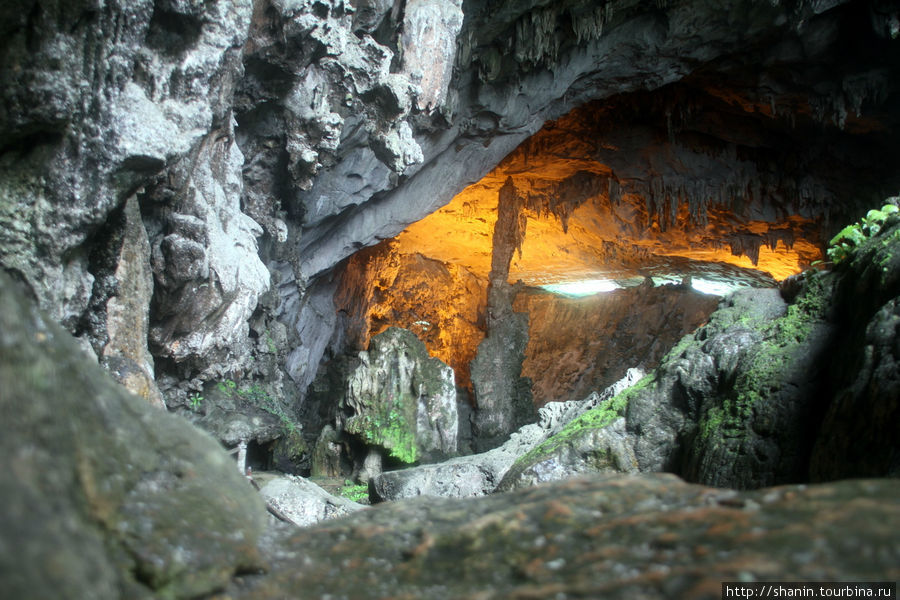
[334,73,898,448]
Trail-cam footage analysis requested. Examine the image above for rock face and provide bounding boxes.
[230,474,900,599]
[145,132,271,381]
[0,271,266,600]
[321,328,458,466]
[373,369,644,501]
[503,214,900,491]
[516,283,720,405]
[809,211,900,479]
[501,284,831,491]
[3,0,900,458]
[335,242,487,393]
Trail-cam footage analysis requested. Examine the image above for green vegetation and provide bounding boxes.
[216,378,301,436]
[699,274,829,442]
[264,329,277,354]
[512,374,655,470]
[188,392,203,411]
[345,390,419,464]
[826,201,899,264]
[338,480,369,503]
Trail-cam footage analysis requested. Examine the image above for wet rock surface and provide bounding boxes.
[234,473,900,600]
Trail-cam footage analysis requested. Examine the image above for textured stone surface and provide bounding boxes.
[101,196,165,408]
[471,178,537,449]
[341,328,458,464]
[373,369,644,501]
[516,283,719,404]
[258,475,364,527]
[146,132,270,381]
[3,0,900,522]
[502,282,833,490]
[3,0,899,453]
[503,215,900,490]
[0,271,266,600]
[810,215,900,479]
[336,243,487,392]
[294,0,900,286]
[232,474,900,599]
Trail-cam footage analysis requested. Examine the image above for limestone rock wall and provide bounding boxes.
[502,214,900,490]
[516,284,720,405]
[2,0,900,454]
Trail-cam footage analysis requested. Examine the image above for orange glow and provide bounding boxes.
[397,181,820,286]
[335,242,485,391]
[347,100,825,390]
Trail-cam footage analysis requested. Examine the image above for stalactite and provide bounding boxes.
[765,228,794,252]
[727,233,763,266]
[608,175,621,205]
[570,2,613,43]
[843,71,890,120]
[514,6,560,69]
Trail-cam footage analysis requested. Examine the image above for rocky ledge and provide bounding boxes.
[235,473,900,599]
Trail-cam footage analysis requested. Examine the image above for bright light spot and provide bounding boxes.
[541,279,621,297]
[691,279,742,296]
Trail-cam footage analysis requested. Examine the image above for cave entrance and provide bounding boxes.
[334,80,840,428]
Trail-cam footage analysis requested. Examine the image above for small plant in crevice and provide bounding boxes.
[188,392,203,411]
[264,329,278,355]
[825,200,899,264]
[338,480,369,503]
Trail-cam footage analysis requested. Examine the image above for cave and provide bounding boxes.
[3,0,900,597]
[326,61,899,454]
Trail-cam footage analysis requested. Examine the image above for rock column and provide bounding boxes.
[470,177,536,451]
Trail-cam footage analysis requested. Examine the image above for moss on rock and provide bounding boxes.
[342,328,458,464]
[0,272,267,599]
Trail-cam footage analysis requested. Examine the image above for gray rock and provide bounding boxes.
[499,418,640,492]
[311,425,344,478]
[810,217,900,479]
[352,0,393,33]
[0,270,266,600]
[400,0,464,113]
[0,0,253,349]
[229,474,900,599]
[259,475,364,528]
[373,369,645,501]
[148,133,270,380]
[343,328,457,463]
[102,196,164,409]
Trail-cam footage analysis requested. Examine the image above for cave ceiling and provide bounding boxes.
[392,46,900,291]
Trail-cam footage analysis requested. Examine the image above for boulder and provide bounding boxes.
[227,473,900,599]
[0,271,266,599]
[343,328,458,464]
[258,475,364,528]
